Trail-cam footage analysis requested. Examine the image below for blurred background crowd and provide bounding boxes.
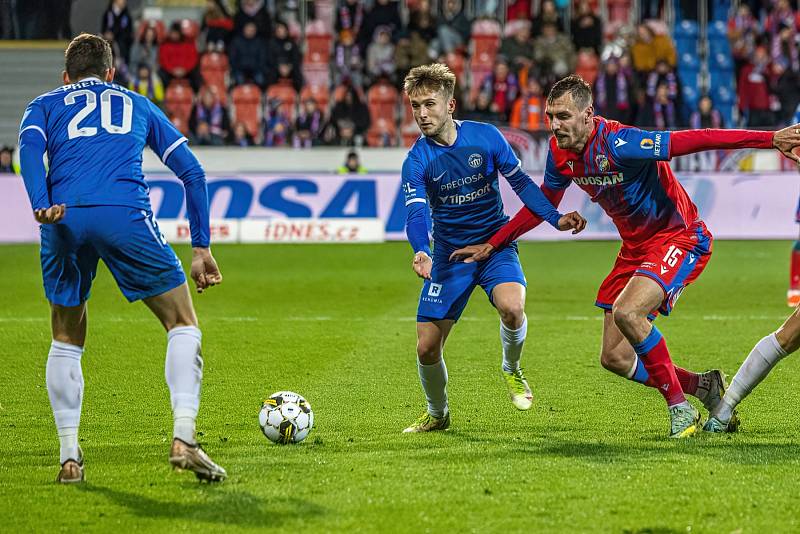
[0,0,797,149]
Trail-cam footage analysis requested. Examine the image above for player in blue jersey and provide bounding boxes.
[399,64,587,433]
[18,34,225,483]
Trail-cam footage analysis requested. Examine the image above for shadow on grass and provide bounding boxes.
[79,484,326,527]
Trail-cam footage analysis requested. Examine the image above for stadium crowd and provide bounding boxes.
[1,0,799,151]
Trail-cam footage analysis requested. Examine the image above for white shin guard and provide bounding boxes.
[46,341,84,464]
[165,326,203,443]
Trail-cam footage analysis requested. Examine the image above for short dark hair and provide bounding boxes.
[547,74,593,109]
[65,33,113,81]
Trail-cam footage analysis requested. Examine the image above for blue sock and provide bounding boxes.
[628,355,650,384]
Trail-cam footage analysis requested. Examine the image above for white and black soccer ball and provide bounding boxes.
[259,391,314,444]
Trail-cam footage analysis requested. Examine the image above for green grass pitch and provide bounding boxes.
[2,240,800,532]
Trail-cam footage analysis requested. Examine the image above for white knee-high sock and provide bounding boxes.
[46,341,84,464]
[715,333,788,423]
[418,357,448,418]
[501,315,528,373]
[165,326,203,444]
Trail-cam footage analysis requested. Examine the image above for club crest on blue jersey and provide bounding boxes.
[595,154,610,172]
[468,153,483,168]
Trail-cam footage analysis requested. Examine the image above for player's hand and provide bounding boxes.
[449,243,495,263]
[557,211,587,234]
[412,251,432,280]
[33,204,66,224]
[191,247,222,294]
[772,124,800,164]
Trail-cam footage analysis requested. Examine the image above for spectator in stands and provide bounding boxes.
[646,60,681,104]
[771,58,800,126]
[159,21,201,90]
[500,19,535,79]
[594,57,634,124]
[338,151,367,174]
[689,95,724,129]
[651,82,681,129]
[101,0,133,64]
[0,146,14,174]
[130,24,160,73]
[506,0,531,21]
[234,0,272,39]
[531,0,563,38]
[333,28,364,87]
[326,118,357,146]
[728,3,759,77]
[359,0,402,54]
[336,0,364,41]
[263,98,291,147]
[479,58,519,121]
[765,0,799,36]
[266,20,302,89]
[203,0,234,50]
[328,87,370,144]
[434,0,471,56]
[633,87,654,127]
[571,0,603,55]
[738,45,774,127]
[190,87,230,146]
[230,21,267,87]
[407,0,438,43]
[772,23,800,72]
[108,37,130,87]
[510,77,545,131]
[395,29,433,89]
[366,25,396,84]
[630,23,677,81]
[533,22,576,83]
[294,98,325,148]
[230,121,255,147]
[369,120,396,147]
[129,63,164,105]
[462,91,502,123]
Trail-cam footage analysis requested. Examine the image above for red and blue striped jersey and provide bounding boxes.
[544,116,699,247]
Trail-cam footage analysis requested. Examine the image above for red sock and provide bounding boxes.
[634,327,686,407]
[791,245,800,290]
[674,367,699,396]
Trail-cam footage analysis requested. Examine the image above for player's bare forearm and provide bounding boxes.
[449,243,495,263]
[191,247,222,293]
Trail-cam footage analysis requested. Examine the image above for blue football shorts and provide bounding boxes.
[40,206,186,306]
[417,243,527,322]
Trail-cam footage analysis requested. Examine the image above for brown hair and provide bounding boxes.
[547,74,593,109]
[403,63,456,100]
[65,33,113,81]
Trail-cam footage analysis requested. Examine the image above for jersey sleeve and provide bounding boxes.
[542,151,571,191]
[18,99,50,210]
[607,126,671,162]
[401,152,431,255]
[145,99,188,163]
[488,124,524,177]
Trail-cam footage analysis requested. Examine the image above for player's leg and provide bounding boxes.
[404,319,455,433]
[404,258,475,433]
[706,306,800,432]
[612,276,701,437]
[48,303,88,483]
[788,220,800,307]
[492,282,533,410]
[599,312,728,412]
[96,207,224,481]
[40,213,98,484]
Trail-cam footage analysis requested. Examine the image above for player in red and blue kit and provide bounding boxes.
[788,105,800,307]
[18,34,226,482]
[452,75,800,437]
[400,64,586,433]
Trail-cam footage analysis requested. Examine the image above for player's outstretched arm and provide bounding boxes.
[667,127,796,159]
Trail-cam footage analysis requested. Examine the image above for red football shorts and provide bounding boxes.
[595,221,713,317]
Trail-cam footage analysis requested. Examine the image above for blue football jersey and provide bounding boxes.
[402,120,560,253]
[19,76,186,210]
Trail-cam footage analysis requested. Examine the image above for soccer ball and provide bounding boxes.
[259,391,314,444]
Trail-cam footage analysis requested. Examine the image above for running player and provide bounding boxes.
[400,64,586,433]
[451,75,800,437]
[18,34,226,482]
